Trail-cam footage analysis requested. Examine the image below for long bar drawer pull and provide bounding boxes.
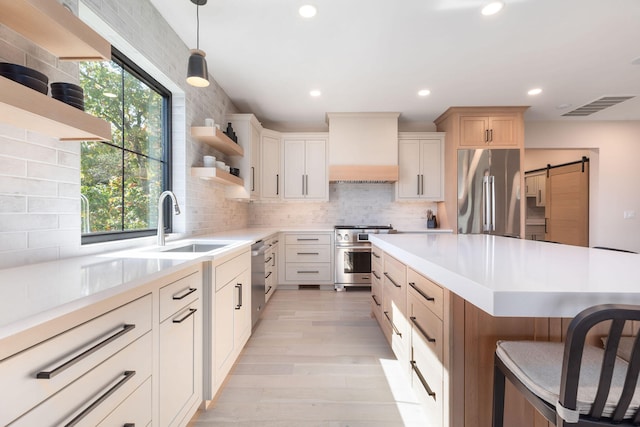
[265,271,273,279]
[65,370,136,427]
[384,272,401,288]
[371,251,380,259]
[172,287,197,300]
[298,270,319,274]
[383,311,402,337]
[265,256,273,264]
[410,316,436,343]
[372,294,381,307]
[235,283,243,309]
[410,361,436,398]
[265,285,273,295]
[37,324,136,379]
[409,282,435,302]
[297,252,319,255]
[124,424,135,427]
[297,238,319,241]
[173,308,197,323]
[372,270,381,280]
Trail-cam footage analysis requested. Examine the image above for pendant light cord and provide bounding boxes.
[196,4,200,50]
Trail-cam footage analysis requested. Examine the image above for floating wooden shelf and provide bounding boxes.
[0,0,111,60]
[191,167,244,186]
[190,127,244,157]
[0,77,112,141]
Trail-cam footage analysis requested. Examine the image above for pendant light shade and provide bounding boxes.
[186,0,210,87]
[187,49,209,87]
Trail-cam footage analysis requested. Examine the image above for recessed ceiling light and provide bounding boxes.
[299,5,317,18]
[418,89,431,97]
[310,89,321,97]
[527,88,542,96]
[481,1,504,16]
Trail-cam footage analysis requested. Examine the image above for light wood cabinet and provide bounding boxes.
[283,135,328,200]
[397,133,445,200]
[370,246,385,327]
[261,130,282,199]
[382,254,409,364]
[159,271,202,427]
[434,106,528,232]
[525,172,546,207]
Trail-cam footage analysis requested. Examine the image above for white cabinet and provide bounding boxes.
[205,249,252,401]
[283,135,328,200]
[397,133,445,200]
[261,130,281,199]
[525,172,546,207]
[265,234,279,302]
[225,114,262,199]
[0,294,153,426]
[280,232,334,285]
[159,271,202,427]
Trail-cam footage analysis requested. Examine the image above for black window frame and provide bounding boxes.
[81,47,173,245]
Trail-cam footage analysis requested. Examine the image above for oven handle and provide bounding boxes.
[335,245,371,251]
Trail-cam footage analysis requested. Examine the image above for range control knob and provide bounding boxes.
[343,234,350,242]
[336,233,343,241]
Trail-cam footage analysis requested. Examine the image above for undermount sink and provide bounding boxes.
[162,243,228,253]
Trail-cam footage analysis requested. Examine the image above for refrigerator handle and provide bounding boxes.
[483,176,490,231]
[490,175,496,231]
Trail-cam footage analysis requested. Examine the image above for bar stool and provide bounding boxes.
[492,304,640,426]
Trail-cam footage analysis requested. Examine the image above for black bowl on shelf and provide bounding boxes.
[0,63,49,95]
[50,81,83,93]
[52,92,84,105]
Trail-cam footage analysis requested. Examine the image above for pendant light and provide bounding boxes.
[186,0,210,87]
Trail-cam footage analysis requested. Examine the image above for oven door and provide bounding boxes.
[335,245,372,285]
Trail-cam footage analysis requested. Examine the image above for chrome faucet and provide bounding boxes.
[157,190,181,246]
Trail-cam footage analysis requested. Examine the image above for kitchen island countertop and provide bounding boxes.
[369,233,640,318]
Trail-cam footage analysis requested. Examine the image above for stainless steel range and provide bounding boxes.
[334,225,394,290]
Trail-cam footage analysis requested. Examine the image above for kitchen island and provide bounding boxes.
[368,233,640,427]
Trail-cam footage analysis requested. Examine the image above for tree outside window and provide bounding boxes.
[80,49,171,243]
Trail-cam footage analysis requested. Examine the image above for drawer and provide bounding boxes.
[13,332,152,427]
[284,233,331,245]
[408,268,444,320]
[285,263,332,282]
[410,292,444,362]
[0,294,152,425]
[411,327,444,426]
[215,250,250,291]
[97,376,152,427]
[382,292,409,362]
[371,245,383,270]
[285,245,331,263]
[159,271,201,322]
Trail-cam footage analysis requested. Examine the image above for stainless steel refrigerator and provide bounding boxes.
[458,149,521,236]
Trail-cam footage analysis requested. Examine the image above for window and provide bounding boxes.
[80,48,172,244]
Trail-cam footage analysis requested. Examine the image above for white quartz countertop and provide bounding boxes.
[369,233,640,318]
[0,227,280,341]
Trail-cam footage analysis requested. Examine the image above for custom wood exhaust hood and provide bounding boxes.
[326,112,400,182]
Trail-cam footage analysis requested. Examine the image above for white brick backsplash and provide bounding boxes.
[57,150,80,168]
[28,229,79,249]
[27,162,79,184]
[0,214,58,232]
[0,138,58,163]
[28,197,79,214]
[0,156,27,177]
[0,195,26,213]
[59,183,81,198]
[0,176,58,197]
[0,232,27,251]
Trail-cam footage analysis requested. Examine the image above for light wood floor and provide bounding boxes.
[189,289,426,426]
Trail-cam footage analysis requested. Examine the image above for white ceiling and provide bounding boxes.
[150,0,640,131]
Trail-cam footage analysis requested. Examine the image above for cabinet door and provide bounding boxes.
[459,116,489,146]
[420,139,443,200]
[214,282,235,382]
[261,135,280,199]
[250,124,261,198]
[283,139,306,198]
[159,302,201,427]
[233,269,252,351]
[535,174,546,207]
[398,140,421,198]
[488,116,517,146]
[525,175,538,197]
[303,139,327,199]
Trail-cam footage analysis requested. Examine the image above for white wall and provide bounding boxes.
[0,0,248,269]
[525,121,640,252]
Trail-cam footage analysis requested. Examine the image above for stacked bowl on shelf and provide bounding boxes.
[0,62,49,94]
[51,82,84,111]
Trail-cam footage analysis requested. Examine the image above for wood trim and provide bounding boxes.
[191,167,244,186]
[434,106,529,126]
[190,127,244,156]
[328,165,398,182]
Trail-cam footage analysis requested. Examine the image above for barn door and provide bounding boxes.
[545,161,589,246]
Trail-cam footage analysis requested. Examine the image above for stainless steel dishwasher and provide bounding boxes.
[251,240,268,328]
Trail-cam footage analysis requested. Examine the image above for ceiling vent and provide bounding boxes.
[562,96,635,117]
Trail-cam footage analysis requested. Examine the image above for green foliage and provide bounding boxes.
[79,60,166,234]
